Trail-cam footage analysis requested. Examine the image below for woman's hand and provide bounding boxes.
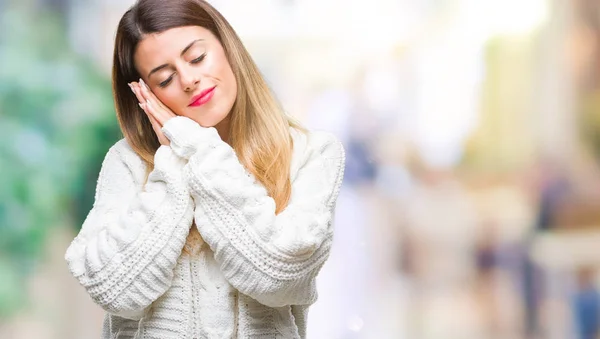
[129,79,177,146]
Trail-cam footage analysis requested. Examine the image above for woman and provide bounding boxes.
[64,0,345,338]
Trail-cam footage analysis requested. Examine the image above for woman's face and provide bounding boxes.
[134,25,237,129]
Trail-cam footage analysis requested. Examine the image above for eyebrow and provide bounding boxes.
[147,39,204,78]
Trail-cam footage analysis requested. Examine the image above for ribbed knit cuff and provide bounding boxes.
[162,116,220,160]
[154,144,187,173]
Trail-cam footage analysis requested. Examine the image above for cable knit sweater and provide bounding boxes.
[64,116,345,339]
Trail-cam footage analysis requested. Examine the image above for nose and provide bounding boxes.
[180,67,200,92]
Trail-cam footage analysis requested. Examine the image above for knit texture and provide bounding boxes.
[65,116,345,338]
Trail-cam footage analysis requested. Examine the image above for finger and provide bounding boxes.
[143,99,166,126]
[129,82,145,104]
[147,98,176,126]
[147,110,161,133]
[138,79,160,107]
[144,107,164,141]
[147,112,170,145]
[139,79,174,115]
[141,100,164,130]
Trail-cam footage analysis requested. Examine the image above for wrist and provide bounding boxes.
[162,116,211,159]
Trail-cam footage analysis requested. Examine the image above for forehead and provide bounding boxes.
[134,26,216,71]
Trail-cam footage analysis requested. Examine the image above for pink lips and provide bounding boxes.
[188,86,216,107]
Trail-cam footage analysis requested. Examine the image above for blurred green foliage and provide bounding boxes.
[0,4,121,317]
[581,90,600,160]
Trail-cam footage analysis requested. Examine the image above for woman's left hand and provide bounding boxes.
[129,79,177,146]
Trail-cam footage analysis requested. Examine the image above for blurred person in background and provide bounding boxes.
[524,158,571,338]
[572,267,600,339]
[63,0,345,338]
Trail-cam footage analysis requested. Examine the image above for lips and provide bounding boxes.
[188,86,216,107]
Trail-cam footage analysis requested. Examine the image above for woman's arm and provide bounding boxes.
[162,116,345,307]
[64,140,194,319]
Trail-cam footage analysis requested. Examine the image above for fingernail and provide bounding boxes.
[139,103,145,110]
[139,78,147,90]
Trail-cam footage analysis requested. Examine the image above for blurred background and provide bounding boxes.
[3,0,600,338]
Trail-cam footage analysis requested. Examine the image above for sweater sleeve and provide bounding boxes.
[162,116,345,307]
[64,140,194,319]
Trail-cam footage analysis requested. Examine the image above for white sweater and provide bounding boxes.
[64,116,345,339]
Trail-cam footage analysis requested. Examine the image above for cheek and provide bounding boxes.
[155,90,184,115]
[212,51,236,92]
[221,64,237,102]
[228,77,238,105]
[218,72,237,115]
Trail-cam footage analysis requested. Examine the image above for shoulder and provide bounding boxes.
[290,128,346,204]
[291,127,345,161]
[104,138,138,163]
[100,138,148,182]
[308,130,345,160]
[290,128,346,184]
[108,138,135,155]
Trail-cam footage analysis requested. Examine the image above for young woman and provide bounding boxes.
[64,0,345,338]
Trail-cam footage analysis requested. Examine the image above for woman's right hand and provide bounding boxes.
[129,80,171,146]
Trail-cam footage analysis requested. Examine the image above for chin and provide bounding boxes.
[183,104,230,128]
[189,116,226,129]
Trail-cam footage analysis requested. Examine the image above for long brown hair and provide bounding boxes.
[112,0,304,253]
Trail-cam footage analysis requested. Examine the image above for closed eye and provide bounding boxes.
[159,75,174,88]
[158,53,207,88]
[191,53,206,64]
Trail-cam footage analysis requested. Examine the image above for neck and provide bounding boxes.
[214,115,231,144]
